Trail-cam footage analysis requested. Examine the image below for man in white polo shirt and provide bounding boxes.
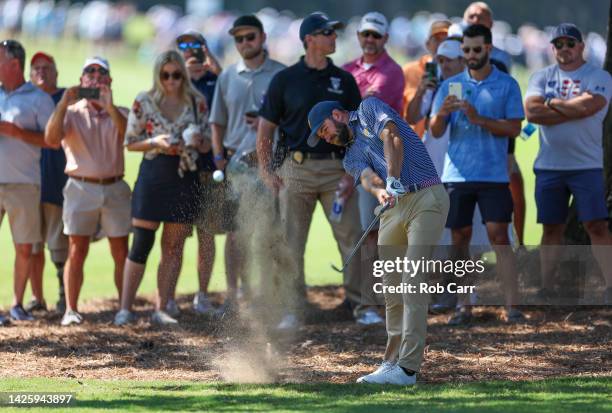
[0,39,55,325]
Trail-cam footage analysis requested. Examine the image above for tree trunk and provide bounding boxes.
[564,0,612,243]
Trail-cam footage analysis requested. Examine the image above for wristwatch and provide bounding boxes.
[544,94,554,108]
[213,153,225,162]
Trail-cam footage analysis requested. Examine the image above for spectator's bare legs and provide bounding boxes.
[13,243,34,307]
[225,232,246,300]
[509,171,526,245]
[540,224,565,290]
[196,228,215,295]
[583,220,612,288]
[108,236,128,300]
[28,251,45,303]
[486,222,519,307]
[64,236,90,312]
[451,226,472,312]
[157,223,190,311]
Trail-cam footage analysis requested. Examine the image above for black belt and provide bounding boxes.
[289,150,343,164]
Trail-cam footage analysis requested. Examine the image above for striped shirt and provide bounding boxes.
[343,97,440,191]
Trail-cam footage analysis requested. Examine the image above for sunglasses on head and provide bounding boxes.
[553,39,577,50]
[83,66,109,76]
[312,28,335,37]
[234,32,257,44]
[359,31,383,39]
[161,71,183,81]
[177,41,202,50]
[462,46,483,54]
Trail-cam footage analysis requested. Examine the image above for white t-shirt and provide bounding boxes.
[525,62,612,170]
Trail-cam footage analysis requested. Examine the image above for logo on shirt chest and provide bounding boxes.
[557,79,581,98]
[362,128,373,138]
[328,77,344,94]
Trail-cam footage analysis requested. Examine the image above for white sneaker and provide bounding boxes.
[152,310,178,325]
[356,309,384,326]
[192,292,215,316]
[114,309,136,326]
[276,313,300,331]
[61,310,83,326]
[356,360,396,383]
[358,364,417,385]
[165,299,180,317]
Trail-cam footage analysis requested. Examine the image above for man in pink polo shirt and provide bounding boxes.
[343,12,404,326]
[45,56,130,326]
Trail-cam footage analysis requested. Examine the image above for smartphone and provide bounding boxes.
[78,87,100,100]
[449,82,462,100]
[425,62,437,80]
[191,47,205,63]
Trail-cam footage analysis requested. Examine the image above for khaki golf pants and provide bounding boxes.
[277,157,362,312]
[378,184,449,372]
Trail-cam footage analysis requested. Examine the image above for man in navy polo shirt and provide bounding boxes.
[27,51,68,314]
[430,24,525,324]
[257,12,362,330]
[525,23,612,304]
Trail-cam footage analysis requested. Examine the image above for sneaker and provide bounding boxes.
[356,309,384,326]
[24,299,47,313]
[151,310,178,325]
[356,360,396,383]
[165,299,180,317]
[114,309,137,326]
[448,309,471,326]
[193,292,215,316]
[215,299,238,320]
[276,313,300,331]
[9,304,34,321]
[357,364,417,385]
[505,307,526,323]
[61,310,83,326]
[0,314,10,326]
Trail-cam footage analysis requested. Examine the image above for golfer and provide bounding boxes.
[307,96,449,385]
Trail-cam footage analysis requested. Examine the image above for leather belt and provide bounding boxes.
[69,175,123,185]
[289,150,343,164]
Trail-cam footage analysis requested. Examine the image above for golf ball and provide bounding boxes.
[212,170,225,183]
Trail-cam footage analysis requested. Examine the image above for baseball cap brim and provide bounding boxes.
[176,30,205,44]
[358,23,385,35]
[30,51,54,66]
[550,34,581,43]
[307,125,324,147]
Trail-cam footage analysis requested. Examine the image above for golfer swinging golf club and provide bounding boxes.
[307,96,449,385]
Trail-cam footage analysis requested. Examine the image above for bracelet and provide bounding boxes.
[213,153,224,162]
[544,96,553,108]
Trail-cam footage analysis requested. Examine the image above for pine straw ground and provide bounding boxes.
[0,286,610,384]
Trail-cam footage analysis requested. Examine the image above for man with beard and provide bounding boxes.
[306,97,449,385]
[206,15,285,316]
[257,12,362,330]
[342,11,404,325]
[525,23,612,304]
[430,24,525,324]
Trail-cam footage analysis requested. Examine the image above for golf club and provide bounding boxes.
[331,201,391,273]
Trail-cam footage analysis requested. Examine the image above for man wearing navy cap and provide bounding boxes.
[307,96,448,385]
[257,12,362,330]
[525,23,612,304]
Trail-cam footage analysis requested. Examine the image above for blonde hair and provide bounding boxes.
[150,50,203,106]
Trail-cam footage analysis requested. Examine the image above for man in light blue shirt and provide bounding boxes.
[430,24,525,325]
[0,40,55,325]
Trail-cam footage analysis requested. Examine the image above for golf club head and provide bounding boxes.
[330,262,344,273]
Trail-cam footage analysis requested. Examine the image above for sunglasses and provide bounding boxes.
[359,31,383,40]
[177,42,202,51]
[312,28,335,37]
[161,71,183,81]
[83,66,109,76]
[553,39,577,50]
[234,32,257,44]
[462,46,483,54]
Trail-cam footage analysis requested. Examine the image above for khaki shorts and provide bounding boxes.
[32,203,69,263]
[0,183,42,244]
[63,178,131,237]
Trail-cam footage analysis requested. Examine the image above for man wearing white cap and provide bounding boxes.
[45,56,130,326]
[343,12,404,325]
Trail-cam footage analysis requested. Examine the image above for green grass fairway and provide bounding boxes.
[0,377,609,413]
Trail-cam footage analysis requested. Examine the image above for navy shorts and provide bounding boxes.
[445,182,513,229]
[535,169,608,225]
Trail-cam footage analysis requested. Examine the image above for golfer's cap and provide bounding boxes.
[229,14,264,35]
[436,39,463,59]
[447,23,464,40]
[550,23,583,43]
[358,12,388,36]
[30,51,55,66]
[299,12,345,41]
[428,20,452,39]
[82,56,110,72]
[307,100,344,147]
[176,30,205,44]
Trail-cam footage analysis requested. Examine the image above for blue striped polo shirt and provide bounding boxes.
[343,97,440,191]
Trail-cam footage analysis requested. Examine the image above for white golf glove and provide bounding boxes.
[386,176,406,198]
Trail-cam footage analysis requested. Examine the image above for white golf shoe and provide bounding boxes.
[356,360,396,383]
[357,364,417,385]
